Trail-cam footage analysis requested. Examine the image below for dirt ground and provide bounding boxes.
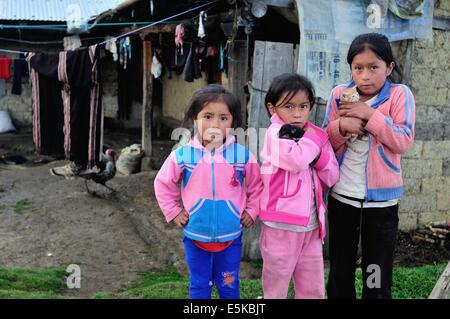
[0,128,447,298]
[0,128,259,298]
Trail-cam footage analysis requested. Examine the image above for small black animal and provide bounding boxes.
[278,124,305,142]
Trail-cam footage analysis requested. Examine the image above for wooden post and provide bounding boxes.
[243,41,295,261]
[227,40,249,126]
[141,39,153,171]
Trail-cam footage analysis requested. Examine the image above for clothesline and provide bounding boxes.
[0,0,219,56]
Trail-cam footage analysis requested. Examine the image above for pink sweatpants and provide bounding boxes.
[259,224,325,299]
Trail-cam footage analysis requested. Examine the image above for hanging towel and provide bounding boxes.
[28,45,102,168]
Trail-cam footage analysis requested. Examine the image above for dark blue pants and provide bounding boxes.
[183,235,242,299]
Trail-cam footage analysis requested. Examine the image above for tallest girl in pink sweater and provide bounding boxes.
[323,33,416,299]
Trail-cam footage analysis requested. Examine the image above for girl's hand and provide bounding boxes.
[339,117,366,137]
[240,211,254,228]
[339,101,375,121]
[173,210,189,227]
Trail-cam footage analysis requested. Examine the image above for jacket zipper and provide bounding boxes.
[211,151,216,241]
[365,135,371,203]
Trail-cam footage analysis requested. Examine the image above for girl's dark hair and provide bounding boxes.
[347,33,402,83]
[182,84,242,130]
[265,73,315,116]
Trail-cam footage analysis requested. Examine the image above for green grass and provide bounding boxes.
[0,185,5,193]
[0,268,67,299]
[13,199,32,214]
[94,263,447,299]
[1,263,446,299]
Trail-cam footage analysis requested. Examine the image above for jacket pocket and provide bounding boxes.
[217,200,242,235]
[188,198,206,216]
[185,198,212,237]
[377,146,400,174]
[275,179,310,217]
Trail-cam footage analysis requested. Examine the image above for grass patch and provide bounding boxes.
[13,199,33,214]
[1,263,445,299]
[102,263,446,299]
[0,267,67,299]
[0,185,5,193]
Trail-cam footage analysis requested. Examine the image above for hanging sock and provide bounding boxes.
[150,0,155,16]
[175,24,186,55]
[198,11,207,39]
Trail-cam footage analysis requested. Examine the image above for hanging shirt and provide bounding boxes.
[0,56,12,80]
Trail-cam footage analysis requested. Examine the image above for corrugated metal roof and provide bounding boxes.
[0,0,126,22]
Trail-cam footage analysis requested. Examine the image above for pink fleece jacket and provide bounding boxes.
[322,80,415,201]
[154,135,263,242]
[259,114,339,240]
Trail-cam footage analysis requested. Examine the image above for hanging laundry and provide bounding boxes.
[150,0,155,15]
[0,79,6,98]
[198,11,207,39]
[203,45,220,83]
[175,24,186,55]
[125,37,131,60]
[63,35,82,51]
[0,55,12,80]
[175,42,190,75]
[183,43,202,82]
[104,36,118,61]
[11,54,28,95]
[151,55,162,79]
[119,37,132,69]
[28,45,103,169]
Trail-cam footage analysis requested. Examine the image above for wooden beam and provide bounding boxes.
[141,39,153,171]
[429,261,450,299]
[227,40,249,128]
[402,39,415,86]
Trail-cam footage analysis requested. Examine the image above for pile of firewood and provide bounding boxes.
[412,221,449,247]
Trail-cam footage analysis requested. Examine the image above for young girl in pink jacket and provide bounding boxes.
[259,73,339,299]
[154,84,263,299]
[323,33,416,299]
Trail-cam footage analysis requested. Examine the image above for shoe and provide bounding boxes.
[50,162,85,178]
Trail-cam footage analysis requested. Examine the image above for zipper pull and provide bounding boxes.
[231,171,239,187]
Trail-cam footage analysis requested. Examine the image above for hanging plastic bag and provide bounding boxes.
[151,55,162,78]
[0,110,16,133]
[388,0,425,19]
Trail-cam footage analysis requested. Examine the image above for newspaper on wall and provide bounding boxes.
[295,0,434,99]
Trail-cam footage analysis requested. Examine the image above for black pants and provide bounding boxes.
[326,195,399,299]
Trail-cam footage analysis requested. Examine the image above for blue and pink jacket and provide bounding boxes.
[322,80,415,201]
[154,135,263,243]
[259,114,340,240]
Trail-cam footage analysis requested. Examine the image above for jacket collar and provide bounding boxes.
[270,113,286,125]
[191,134,236,153]
[346,80,391,109]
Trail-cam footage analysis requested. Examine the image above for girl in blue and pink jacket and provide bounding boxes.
[259,73,339,299]
[154,84,263,299]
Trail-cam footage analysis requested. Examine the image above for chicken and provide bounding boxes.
[78,149,116,195]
